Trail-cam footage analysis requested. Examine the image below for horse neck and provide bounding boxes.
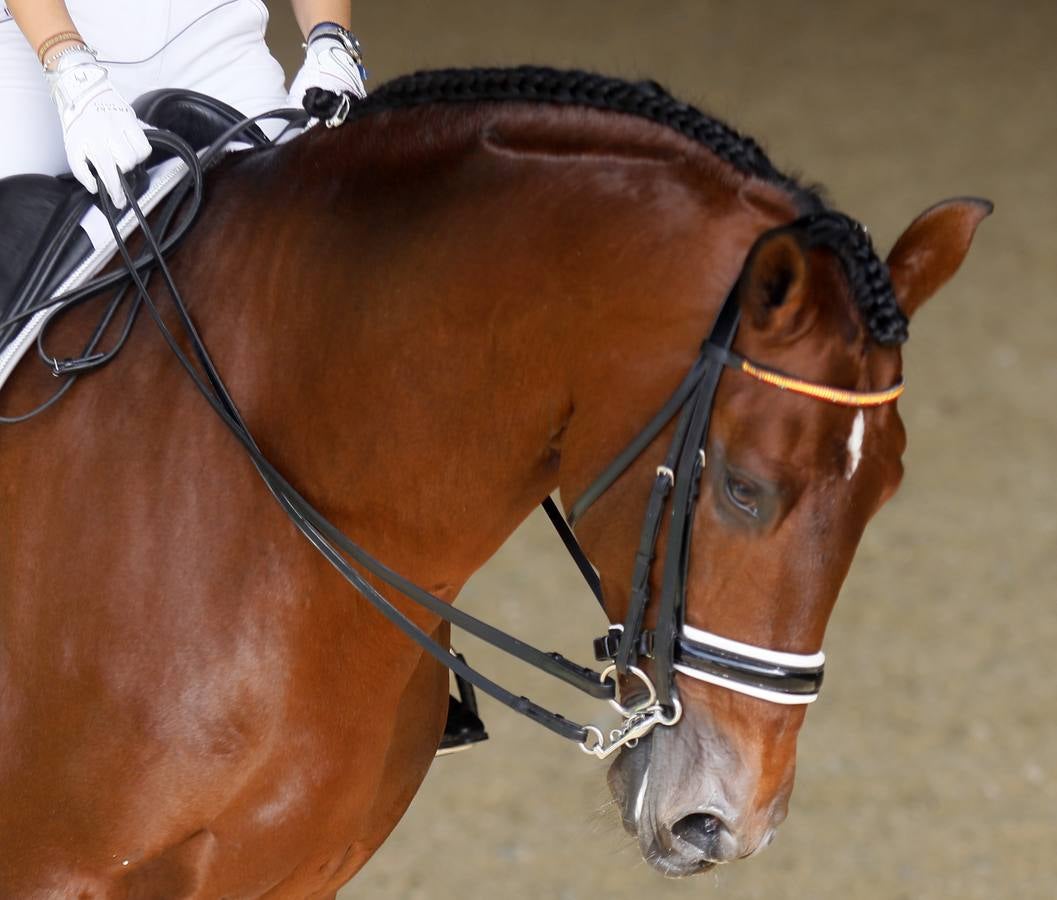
[186,104,797,591]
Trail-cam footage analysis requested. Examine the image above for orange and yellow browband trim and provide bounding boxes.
[737,358,904,407]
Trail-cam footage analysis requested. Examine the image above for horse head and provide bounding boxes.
[562,197,990,875]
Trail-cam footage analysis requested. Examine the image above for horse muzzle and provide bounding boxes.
[607,719,790,875]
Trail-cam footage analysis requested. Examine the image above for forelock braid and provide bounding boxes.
[799,212,909,346]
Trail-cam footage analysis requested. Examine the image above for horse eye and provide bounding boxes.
[725,475,760,518]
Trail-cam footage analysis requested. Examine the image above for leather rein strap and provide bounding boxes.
[77,121,618,746]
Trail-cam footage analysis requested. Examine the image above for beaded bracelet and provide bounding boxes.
[42,42,96,72]
[36,30,83,64]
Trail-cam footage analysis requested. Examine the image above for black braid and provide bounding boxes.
[327,67,816,203]
[367,69,803,196]
[799,212,908,345]
[308,66,907,345]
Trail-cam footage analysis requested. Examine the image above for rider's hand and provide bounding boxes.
[287,26,367,110]
[45,48,152,209]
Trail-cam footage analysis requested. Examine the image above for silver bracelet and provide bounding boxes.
[43,43,98,72]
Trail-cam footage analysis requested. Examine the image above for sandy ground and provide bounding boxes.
[263,2,1057,897]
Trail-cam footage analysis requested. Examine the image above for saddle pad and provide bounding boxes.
[0,141,250,392]
[0,156,189,391]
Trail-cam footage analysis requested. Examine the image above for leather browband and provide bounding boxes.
[701,344,905,408]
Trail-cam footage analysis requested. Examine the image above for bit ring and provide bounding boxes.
[601,664,657,716]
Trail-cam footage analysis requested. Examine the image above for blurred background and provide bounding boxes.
[265,2,1056,897]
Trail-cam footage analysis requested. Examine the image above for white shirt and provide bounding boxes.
[0,3,268,61]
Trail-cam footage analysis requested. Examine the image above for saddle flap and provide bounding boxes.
[0,174,93,347]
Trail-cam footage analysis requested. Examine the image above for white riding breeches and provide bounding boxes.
[0,0,289,181]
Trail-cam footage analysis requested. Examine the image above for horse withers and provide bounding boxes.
[0,69,989,896]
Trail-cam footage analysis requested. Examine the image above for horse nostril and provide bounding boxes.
[671,813,724,855]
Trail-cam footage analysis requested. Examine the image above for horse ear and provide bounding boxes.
[885,197,993,320]
[737,229,814,342]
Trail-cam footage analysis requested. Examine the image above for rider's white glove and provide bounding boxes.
[287,27,367,110]
[45,48,152,209]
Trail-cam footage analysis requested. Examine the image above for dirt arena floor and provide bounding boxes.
[270,2,1055,897]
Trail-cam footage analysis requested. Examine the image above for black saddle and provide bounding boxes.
[0,89,269,351]
[133,88,271,159]
[0,173,96,350]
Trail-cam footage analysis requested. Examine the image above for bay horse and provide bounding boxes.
[0,68,989,896]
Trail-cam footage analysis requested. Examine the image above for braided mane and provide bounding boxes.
[333,66,908,345]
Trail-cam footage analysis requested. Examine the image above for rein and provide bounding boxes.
[1,93,903,760]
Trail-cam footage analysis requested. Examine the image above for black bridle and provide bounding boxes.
[569,216,906,726]
[0,97,902,758]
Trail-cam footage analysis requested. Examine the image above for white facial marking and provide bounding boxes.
[845,409,865,480]
[634,766,650,823]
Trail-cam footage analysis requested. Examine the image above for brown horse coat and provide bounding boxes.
[0,83,988,896]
